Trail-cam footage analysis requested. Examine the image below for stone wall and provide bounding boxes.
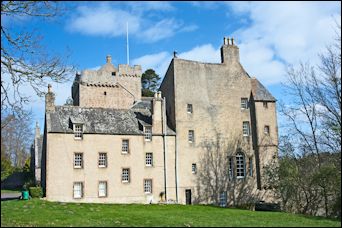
[160,40,279,204]
[45,133,176,203]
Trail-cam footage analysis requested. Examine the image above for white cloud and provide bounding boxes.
[128,1,175,13]
[178,44,220,63]
[67,3,196,42]
[132,52,172,77]
[132,44,221,78]
[226,1,341,85]
[140,19,181,42]
[67,5,140,37]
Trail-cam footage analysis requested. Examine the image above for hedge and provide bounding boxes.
[29,187,43,198]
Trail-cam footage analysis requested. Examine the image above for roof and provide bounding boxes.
[251,78,276,101]
[47,101,176,136]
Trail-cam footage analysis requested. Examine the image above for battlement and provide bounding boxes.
[118,64,142,77]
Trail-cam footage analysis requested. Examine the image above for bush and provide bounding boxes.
[29,187,43,198]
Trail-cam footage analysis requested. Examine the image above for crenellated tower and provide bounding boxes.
[71,55,142,109]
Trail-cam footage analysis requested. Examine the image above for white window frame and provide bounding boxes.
[242,121,250,136]
[73,182,83,199]
[144,179,152,194]
[192,163,197,174]
[264,125,270,135]
[144,126,152,141]
[236,152,245,179]
[188,130,194,143]
[98,181,107,197]
[74,124,83,140]
[187,104,193,113]
[74,153,83,169]
[98,153,107,168]
[122,139,129,154]
[241,98,248,109]
[145,153,153,167]
[122,168,130,183]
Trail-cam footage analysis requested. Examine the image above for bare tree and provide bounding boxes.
[1,112,33,168]
[1,1,74,117]
[278,21,341,217]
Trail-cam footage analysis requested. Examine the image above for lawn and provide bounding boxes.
[1,199,340,227]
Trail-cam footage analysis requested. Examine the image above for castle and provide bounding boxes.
[38,37,278,205]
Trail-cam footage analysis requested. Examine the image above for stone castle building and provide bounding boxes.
[41,37,278,205]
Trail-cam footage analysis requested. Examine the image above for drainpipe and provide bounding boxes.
[162,96,168,202]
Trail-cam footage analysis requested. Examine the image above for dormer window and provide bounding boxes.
[74,124,83,140]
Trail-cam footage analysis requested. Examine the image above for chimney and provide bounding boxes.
[45,84,55,112]
[220,36,240,64]
[106,55,112,64]
[35,121,40,138]
[152,91,163,135]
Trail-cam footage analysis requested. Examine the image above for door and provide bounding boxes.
[185,189,192,205]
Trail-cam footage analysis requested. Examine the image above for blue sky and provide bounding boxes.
[2,1,341,133]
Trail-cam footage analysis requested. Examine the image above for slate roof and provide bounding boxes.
[251,78,276,101]
[47,101,176,135]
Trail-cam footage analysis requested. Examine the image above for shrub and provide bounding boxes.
[29,187,43,198]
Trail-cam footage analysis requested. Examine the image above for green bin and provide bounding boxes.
[22,190,29,200]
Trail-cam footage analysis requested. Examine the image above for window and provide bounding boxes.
[144,126,152,141]
[188,130,194,143]
[112,72,116,76]
[122,168,130,182]
[74,153,83,168]
[263,101,268,108]
[249,157,253,177]
[242,122,250,136]
[241,98,248,109]
[236,152,245,179]
[104,91,107,95]
[122,140,129,153]
[99,181,107,197]
[228,157,234,180]
[264,125,270,135]
[187,104,193,113]
[146,153,153,166]
[144,179,152,194]
[192,163,197,174]
[98,153,107,168]
[73,182,83,198]
[74,124,83,139]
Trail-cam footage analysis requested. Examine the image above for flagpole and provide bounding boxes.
[126,22,129,65]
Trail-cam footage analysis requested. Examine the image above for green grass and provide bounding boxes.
[1,199,340,227]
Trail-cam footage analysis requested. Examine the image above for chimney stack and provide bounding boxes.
[220,36,240,64]
[106,55,112,64]
[45,84,55,112]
